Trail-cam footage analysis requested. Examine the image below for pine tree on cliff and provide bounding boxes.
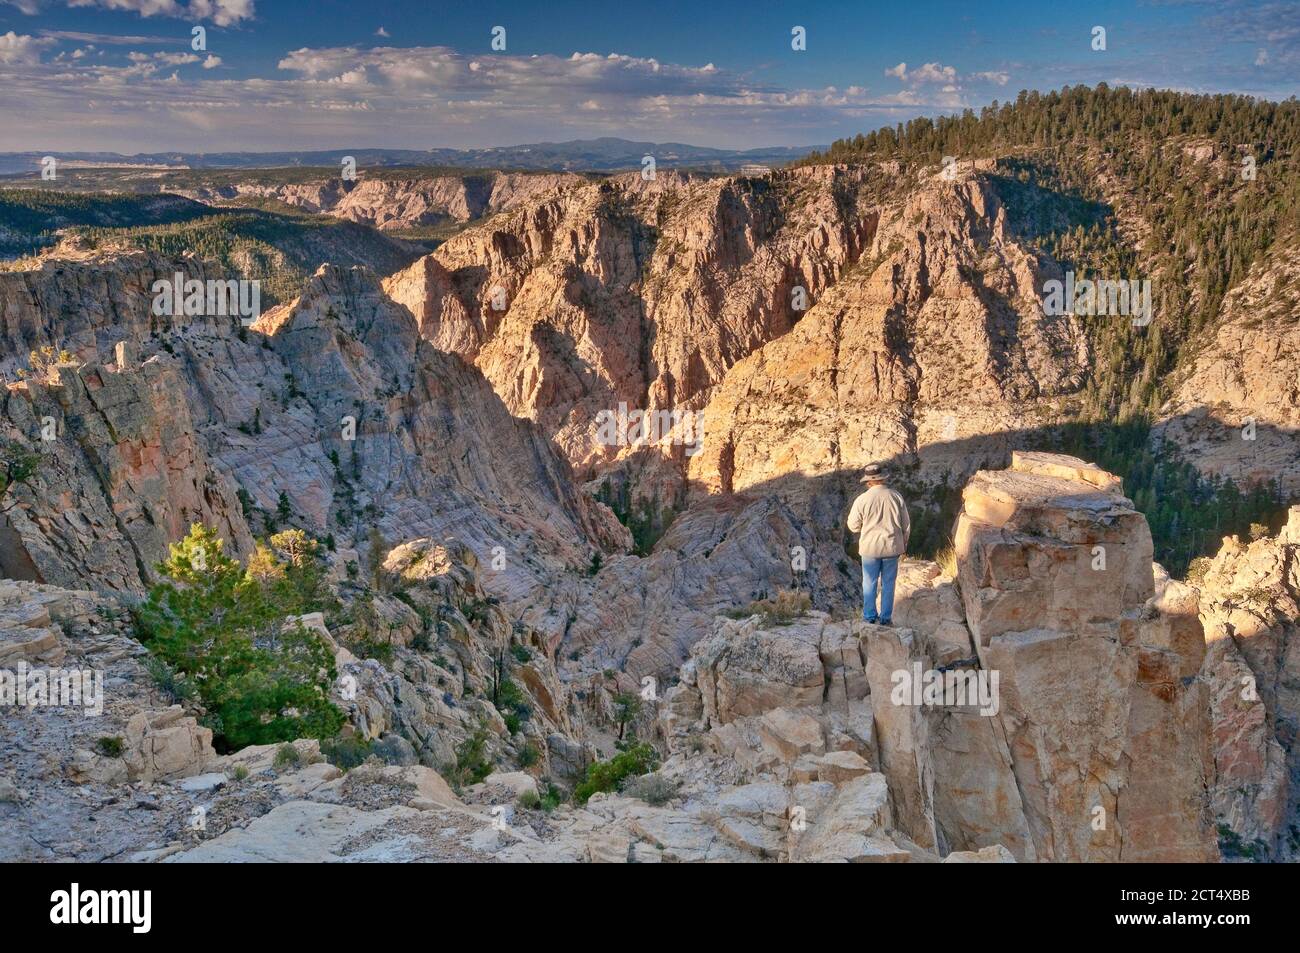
[134,523,344,751]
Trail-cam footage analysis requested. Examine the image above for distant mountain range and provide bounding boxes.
[0,138,822,175]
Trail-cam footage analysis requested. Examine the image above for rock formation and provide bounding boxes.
[1,249,626,601]
[949,451,1217,860]
[1193,506,1300,860]
[182,171,583,233]
[1156,241,1300,494]
[687,171,1088,498]
[1,148,1286,865]
[384,166,879,477]
[0,453,1235,862]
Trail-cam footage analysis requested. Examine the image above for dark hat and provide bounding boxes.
[859,463,887,483]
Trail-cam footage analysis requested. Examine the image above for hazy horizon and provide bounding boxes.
[2,0,1297,153]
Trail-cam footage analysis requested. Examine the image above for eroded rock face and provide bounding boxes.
[649,611,937,862]
[687,172,1088,499]
[1,149,1274,865]
[384,167,879,477]
[2,252,627,602]
[2,357,253,590]
[1156,244,1300,494]
[6,454,1223,863]
[183,172,582,232]
[511,170,1093,678]
[951,451,1217,861]
[1194,506,1300,860]
[317,537,600,781]
[956,451,1152,651]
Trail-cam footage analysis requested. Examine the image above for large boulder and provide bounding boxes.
[122,706,216,783]
[946,452,1217,861]
[691,614,827,725]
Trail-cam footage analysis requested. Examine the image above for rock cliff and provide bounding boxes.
[384,166,880,477]
[183,171,583,232]
[1193,506,1300,860]
[1156,240,1300,494]
[1,250,626,599]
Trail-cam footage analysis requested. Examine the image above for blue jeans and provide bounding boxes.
[862,556,899,623]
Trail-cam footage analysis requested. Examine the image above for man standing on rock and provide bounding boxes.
[847,463,910,625]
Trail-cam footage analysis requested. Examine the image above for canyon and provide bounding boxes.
[2,109,1297,861]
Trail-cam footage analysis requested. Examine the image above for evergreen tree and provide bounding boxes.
[134,524,344,751]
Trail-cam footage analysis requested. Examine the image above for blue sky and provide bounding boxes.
[1,0,1297,153]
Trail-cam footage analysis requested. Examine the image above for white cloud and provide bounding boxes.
[128,50,201,65]
[65,0,185,16]
[0,30,54,65]
[0,42,977,151]
[203,53,221,68]
[910,62,958,84]
[1255,49,1269,65]
[885,61,959,85]
[39,0,254,25]
[886,61,1012,92]
[375,27,390,38]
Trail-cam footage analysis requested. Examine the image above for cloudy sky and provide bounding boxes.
[0,0,1297,153]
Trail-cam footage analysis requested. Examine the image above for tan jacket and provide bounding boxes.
[847,484,911,559]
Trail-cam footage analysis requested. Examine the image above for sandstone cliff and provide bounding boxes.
[1156,239,1300,494]
[1,249,627,600]
[951,451,1216,860]
[183,171,583,232]
[1194,506,1300,860]
[687,170,1089,498]
[384,166,880,477]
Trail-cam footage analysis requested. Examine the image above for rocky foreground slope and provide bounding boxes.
[8,452,1278,862]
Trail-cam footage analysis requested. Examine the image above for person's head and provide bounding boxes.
[860,463,888,486]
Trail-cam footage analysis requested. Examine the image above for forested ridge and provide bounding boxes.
[804,85,1299,572]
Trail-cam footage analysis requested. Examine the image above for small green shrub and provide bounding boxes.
[274,743,301,769]
[518,741,540,768]
[622,773,678,806]
[321,735,373,771]
[143,655,196,704]
[96,736,124,758]
[573,743,658,805]
[134,524,344,752]
[450,725,494,788]
[350,639,394,665]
